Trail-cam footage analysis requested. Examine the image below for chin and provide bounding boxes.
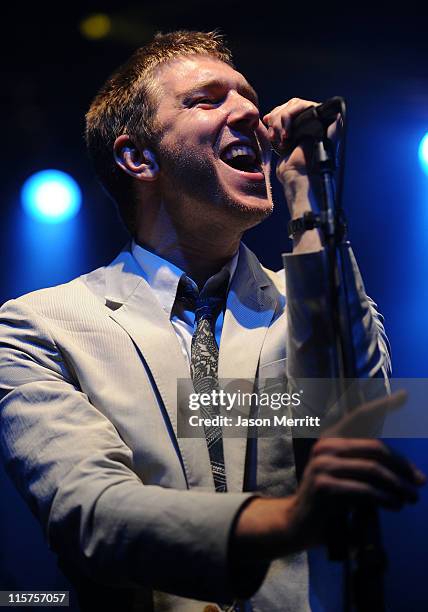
[222,192,274,228]
[224,175,273,214]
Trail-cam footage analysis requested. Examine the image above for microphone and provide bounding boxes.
[276,96,344,153]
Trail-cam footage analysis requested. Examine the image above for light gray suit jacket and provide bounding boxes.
[0,242,390,611]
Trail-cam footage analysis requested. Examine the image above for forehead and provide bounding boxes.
[154,55,257,102]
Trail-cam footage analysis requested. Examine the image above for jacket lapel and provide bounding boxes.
[93,246,215,490]
[219,244,279,492]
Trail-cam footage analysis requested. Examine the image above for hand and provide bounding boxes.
[263,97,342,252]
[263,97,341,184]
[288,390,426,549]
[232,391,426,560]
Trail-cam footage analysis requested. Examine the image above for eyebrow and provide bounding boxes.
[178,78,259,107]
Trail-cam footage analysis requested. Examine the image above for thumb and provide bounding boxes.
[322,389,408,438]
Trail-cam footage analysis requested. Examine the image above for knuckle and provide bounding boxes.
[310,455,330,474]
[312,439,332,455]
[313,473,330,491]
[365,439,385,455]
[280,115,290,128]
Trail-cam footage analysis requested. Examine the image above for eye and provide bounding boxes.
[191,97,221,107]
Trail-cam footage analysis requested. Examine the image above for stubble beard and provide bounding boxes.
[157,142,274,232]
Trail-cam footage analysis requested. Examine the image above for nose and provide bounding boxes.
[225,91,260,131]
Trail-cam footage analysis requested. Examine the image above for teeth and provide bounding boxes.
[223,144,256,161]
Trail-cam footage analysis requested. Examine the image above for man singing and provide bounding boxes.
[0,30,424,612]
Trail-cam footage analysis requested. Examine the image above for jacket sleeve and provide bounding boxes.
[0,298,267,602]
[283,242,391,423]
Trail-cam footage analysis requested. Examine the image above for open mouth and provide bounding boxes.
[220,143,263,175]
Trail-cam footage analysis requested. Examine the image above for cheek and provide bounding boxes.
[157,106,225,158]
[158,137,217,189]
[175,113,221,149]
[192,112,220,142]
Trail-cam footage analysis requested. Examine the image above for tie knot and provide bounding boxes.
[177,273,229,324]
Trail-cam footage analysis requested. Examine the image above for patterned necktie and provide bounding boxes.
[178,273,229,492]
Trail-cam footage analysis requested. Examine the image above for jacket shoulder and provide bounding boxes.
[1,266,107,322]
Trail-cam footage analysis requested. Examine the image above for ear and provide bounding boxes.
[113,134,159,182]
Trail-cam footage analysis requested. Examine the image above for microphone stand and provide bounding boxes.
[289,100,387,611]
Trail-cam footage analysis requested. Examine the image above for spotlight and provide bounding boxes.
[80,14,111,40]
[418,133,428,175]
[21,170,82,223]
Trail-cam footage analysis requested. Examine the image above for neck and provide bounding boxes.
[135,205,241,288]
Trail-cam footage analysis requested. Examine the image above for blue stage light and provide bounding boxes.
[21,170,82,223]
[418,133,428,175]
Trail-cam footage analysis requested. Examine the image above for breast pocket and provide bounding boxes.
[256,358,289,413]
[257,358,287,396]
[258,357,287,380]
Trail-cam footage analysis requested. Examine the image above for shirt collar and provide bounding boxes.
[131,240,239,318]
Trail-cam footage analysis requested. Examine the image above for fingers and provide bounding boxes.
[308,454,420,507]
[355,389,408,416]
[323,390,408,438]
[311,474,408,511]
[263,97,319,152]
[311,437,426,489]
[341,442,426,487]
[318,389,427,486]
[295,391,426,543]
